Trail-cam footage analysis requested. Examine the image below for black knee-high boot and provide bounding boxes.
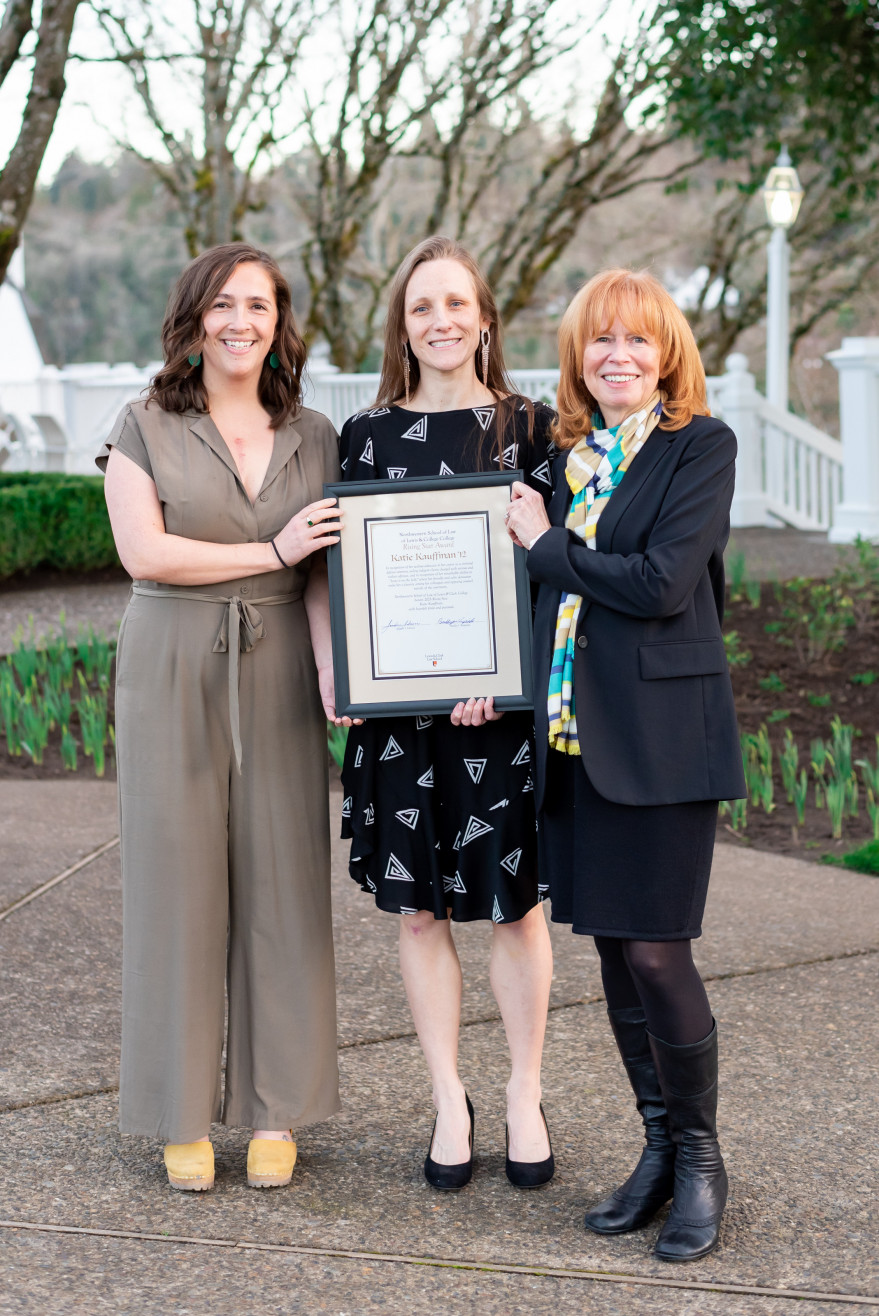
[648,1022,727,1262]
[584,1006,676,1234]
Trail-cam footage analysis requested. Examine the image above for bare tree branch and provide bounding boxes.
[0,0,34,90]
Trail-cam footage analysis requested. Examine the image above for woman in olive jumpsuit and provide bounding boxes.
[99,243,347,1191]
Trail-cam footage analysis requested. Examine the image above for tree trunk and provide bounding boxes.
[0,0,82,284]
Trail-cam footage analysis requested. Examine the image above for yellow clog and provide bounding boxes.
[164,1141,214,1191]
[247,1136,297,1188]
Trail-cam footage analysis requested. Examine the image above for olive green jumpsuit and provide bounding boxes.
[97,400,341,1142]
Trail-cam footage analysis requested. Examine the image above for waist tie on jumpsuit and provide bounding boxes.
[131,583,300,771]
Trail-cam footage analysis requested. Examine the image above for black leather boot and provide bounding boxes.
[583,1006,676,1234]
[649,1022,728,1262]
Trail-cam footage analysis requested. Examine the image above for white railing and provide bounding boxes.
[710,354,843,531]
[0,364,561,474]
[759,397,843,531]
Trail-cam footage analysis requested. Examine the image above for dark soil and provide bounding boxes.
[0,566,130,594]
[723,586,879,863]
[3,577,879,865]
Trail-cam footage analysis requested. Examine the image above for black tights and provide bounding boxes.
[593,936,712,1046]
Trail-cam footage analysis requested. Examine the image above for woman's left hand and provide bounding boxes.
[505,480,551,549]
[450,696,503,727]
[318,665,363,727]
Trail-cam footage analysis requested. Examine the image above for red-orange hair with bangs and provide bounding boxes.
[553,268,709,449]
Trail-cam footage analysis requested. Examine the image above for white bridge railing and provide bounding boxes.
[708,354,843,532]
[6,338,879,542]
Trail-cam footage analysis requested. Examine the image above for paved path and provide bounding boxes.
[1,779,877,1314]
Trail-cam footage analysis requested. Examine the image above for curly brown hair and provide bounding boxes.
[148,243,308,428]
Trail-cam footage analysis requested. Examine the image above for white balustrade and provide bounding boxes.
[826,339,879,543]
[4,258,863,541]
[710,354,843,531]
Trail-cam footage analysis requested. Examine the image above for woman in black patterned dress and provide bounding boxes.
[339,236,555,1190]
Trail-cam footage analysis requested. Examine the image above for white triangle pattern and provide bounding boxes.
[443,871,467,894]
[532,460,551,485]
[500,848,522,876]
[359,437,374,465]
[489,797,509,811]
[472,407,495,431]
[417,766,434,787]
[401,416,427,441]
[387,466,407,479]
[341,795,352,818]
[439,461,455,476]
[416,715,433,729]
[385,853,414,881]
[464,758,487,784]
[364,803,375,824]
[354,744,364,767]
[461,815,493,846]
[511,742,530,766]
[380,736,404,761]
[492,442,518,469]
[395,808,420,830]
[492,895,504,923]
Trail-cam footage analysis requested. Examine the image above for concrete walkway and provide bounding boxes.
[1,777,877,1315]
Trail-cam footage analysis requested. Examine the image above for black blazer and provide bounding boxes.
[527,414,746,810]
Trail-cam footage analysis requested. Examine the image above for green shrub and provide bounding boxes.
[768,577,854,666]
[840,839,879,876]
[0,473,120,578]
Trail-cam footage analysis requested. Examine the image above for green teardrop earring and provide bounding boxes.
[187,352,202,367]
[269,352,280,369]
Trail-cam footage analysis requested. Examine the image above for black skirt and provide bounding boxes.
[341,713,541,923]
[539,748,718,940]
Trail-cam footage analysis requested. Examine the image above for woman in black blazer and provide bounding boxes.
[506,269,745,1263]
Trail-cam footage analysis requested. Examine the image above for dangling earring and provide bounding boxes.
[269,351,279,369]
[402,342,411,406]
[480,328,491,383]
[187,352,202,368]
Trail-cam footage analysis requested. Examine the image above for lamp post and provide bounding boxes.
[763,147,804,411]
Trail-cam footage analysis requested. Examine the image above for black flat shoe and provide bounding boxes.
[505,1102,555,1188]
[424,1093,474,1191]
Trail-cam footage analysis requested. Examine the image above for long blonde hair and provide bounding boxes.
[554,268,709,449]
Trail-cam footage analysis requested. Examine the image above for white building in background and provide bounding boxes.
[0,247,155,474]
[2,252,879,540]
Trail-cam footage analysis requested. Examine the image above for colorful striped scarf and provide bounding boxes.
[547,392,665,755]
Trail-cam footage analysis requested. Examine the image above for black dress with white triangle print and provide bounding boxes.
[338,399,556,923]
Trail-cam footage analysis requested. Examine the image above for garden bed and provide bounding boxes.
[3,544,879,872]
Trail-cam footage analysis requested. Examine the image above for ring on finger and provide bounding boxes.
[306,517,314,527]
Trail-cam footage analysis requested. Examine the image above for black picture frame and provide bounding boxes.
[324,471,534,718]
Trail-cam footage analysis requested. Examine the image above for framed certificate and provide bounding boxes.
[324,472,533,718]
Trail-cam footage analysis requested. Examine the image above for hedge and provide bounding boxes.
[0,472,120,578]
